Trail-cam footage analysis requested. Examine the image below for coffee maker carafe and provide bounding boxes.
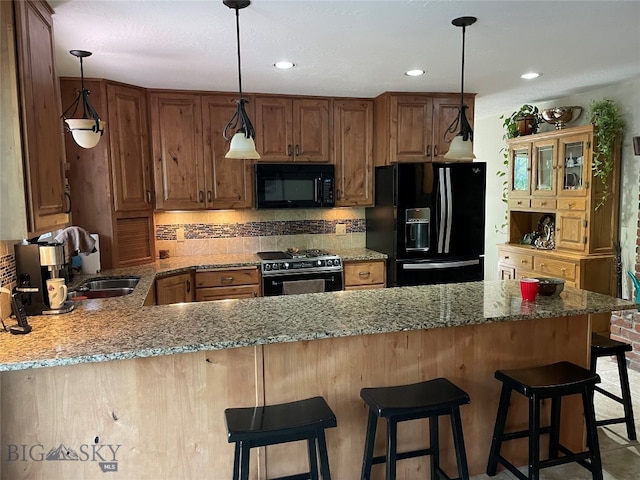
[14,242,73,315]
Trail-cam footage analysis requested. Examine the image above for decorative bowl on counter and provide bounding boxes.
[535,277,565,296]
[541,106,582,130]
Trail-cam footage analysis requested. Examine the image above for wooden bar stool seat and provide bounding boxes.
[590,333,637,440]
[360,377,470,480]
[225,396,336,480]
[486,361,603,480]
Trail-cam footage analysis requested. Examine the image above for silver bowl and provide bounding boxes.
[541,106,582,130]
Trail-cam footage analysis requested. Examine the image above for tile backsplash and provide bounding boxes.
[0,240,17,321]
[154,207,366,257]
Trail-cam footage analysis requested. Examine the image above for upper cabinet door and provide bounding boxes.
[432,94,475,162]
[532,139,557,197]
[202,95,254,209]
[391,95,433,162]
[107,83,152,212]
[509,145,532,199]
[150,93,205,210]
[558,132,590,198]
[254,96,330,162]
[14,0,69,235]
[254,97,294,161]
[293,98,330,162]
[333,99,373,206]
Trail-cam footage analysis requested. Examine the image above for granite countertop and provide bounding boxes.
[0,249,632,372]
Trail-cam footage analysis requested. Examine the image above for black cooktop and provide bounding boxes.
[256,251,290,260]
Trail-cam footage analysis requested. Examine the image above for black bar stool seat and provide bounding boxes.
[225,396,336,480]
[360,377,470,480]
[590,333,637,440]
[486,361,603,480]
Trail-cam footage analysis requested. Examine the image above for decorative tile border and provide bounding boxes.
[0,254,16,288]
[156,219,365,241]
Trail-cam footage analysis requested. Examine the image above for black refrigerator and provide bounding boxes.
[366,162,486,287]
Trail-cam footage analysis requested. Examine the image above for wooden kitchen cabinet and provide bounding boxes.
[60,79,155,269]
[254,96,330,162]
[333,99,374,206]
[195,267,260,301]
[499,124,621,297]
[505,125,620,255]
[344,260,386,290]
[150,92,253,210]
[156,270,195,305]
[374,92,475,165]
[12,0,69,236]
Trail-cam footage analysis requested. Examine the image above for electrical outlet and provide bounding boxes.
[176,228,185,242]
[335,223,346,236]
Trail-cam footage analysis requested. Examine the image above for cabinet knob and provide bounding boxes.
[221,276,234,283]
[433,145,439,157]
[521,259,527,264]
[199,191,204,203]
[426,145,432,157]
[504,256,510,260]
[64,192,72,214]
[540,263,545,268]
[517,201,523,205]
[287,144,292,157]
[295,144,300,156]
[207,190,212,203]
[359,271,371,278]
[186,280,191,293]
[541,201,547,206]
[146,190,152,203]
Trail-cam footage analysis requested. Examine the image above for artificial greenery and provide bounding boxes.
[589,98,624,209]
[500,104,543,139]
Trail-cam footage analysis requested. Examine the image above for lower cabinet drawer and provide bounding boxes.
[507,198,531,210]
[557,197,587,211]
[196,285,259,301]
[196,267,259,288]
[344,260,386,287]
[498,251,534,270]
[531,198,556,210]
[533,258,576,281]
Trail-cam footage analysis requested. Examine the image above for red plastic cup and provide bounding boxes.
[520,278,539,302]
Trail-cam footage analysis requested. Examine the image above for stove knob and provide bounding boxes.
[334,258,341,266]
[272,263,279,270]
[316,260,322,267]
[264,264,271,271]
[283,262,289,270]
[326,259,333,266]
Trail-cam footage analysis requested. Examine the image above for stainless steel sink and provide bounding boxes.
[82,278,140,290]
[69,288,135,299]
[70,276,140,299]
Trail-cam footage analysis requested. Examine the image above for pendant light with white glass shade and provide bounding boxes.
[61,50,105,149]
[444,16,476,161]
[222,0,260,159]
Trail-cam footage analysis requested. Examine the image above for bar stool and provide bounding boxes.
[590,332,637,440]
[486,361,603,480]
[224,396,336,480]
[360,377,470,480]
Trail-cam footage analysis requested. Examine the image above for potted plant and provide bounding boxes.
[500,104,543,139]
[589,98,624,210]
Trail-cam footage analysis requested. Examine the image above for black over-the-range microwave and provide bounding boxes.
[255,163,335,209]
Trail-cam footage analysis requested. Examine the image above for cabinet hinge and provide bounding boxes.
[587,140,591,149]
[584,236,588,244]
[583,219,588,228]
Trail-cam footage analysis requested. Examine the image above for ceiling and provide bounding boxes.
[48,0,640,118]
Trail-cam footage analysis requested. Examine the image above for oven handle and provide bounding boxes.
[262,268,343,277]
[267,274,340,286]
[402,259,479,270]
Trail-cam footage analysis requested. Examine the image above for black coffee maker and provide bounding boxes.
[14,241,72,315]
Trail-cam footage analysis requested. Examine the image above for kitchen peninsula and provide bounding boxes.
[0,251,634,480]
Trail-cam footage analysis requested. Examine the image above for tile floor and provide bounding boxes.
[471,358,640,480]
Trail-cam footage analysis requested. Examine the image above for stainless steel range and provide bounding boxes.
[258,249,343,296]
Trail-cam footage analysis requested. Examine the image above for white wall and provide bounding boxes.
[477,77,640,299]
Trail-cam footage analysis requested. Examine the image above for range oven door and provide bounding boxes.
[262,270,343,296]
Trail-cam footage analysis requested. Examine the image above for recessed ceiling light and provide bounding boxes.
[405,69,426,77]
[274,61,295,70]
[521,72,540,80]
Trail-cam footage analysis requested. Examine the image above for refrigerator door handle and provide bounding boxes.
[437,168,446,253]
[402,259,480,270]
[444,167,453,254]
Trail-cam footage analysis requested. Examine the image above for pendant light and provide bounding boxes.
[444,16,477,161]
[222,0,260,159]
[61,50,105,149]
